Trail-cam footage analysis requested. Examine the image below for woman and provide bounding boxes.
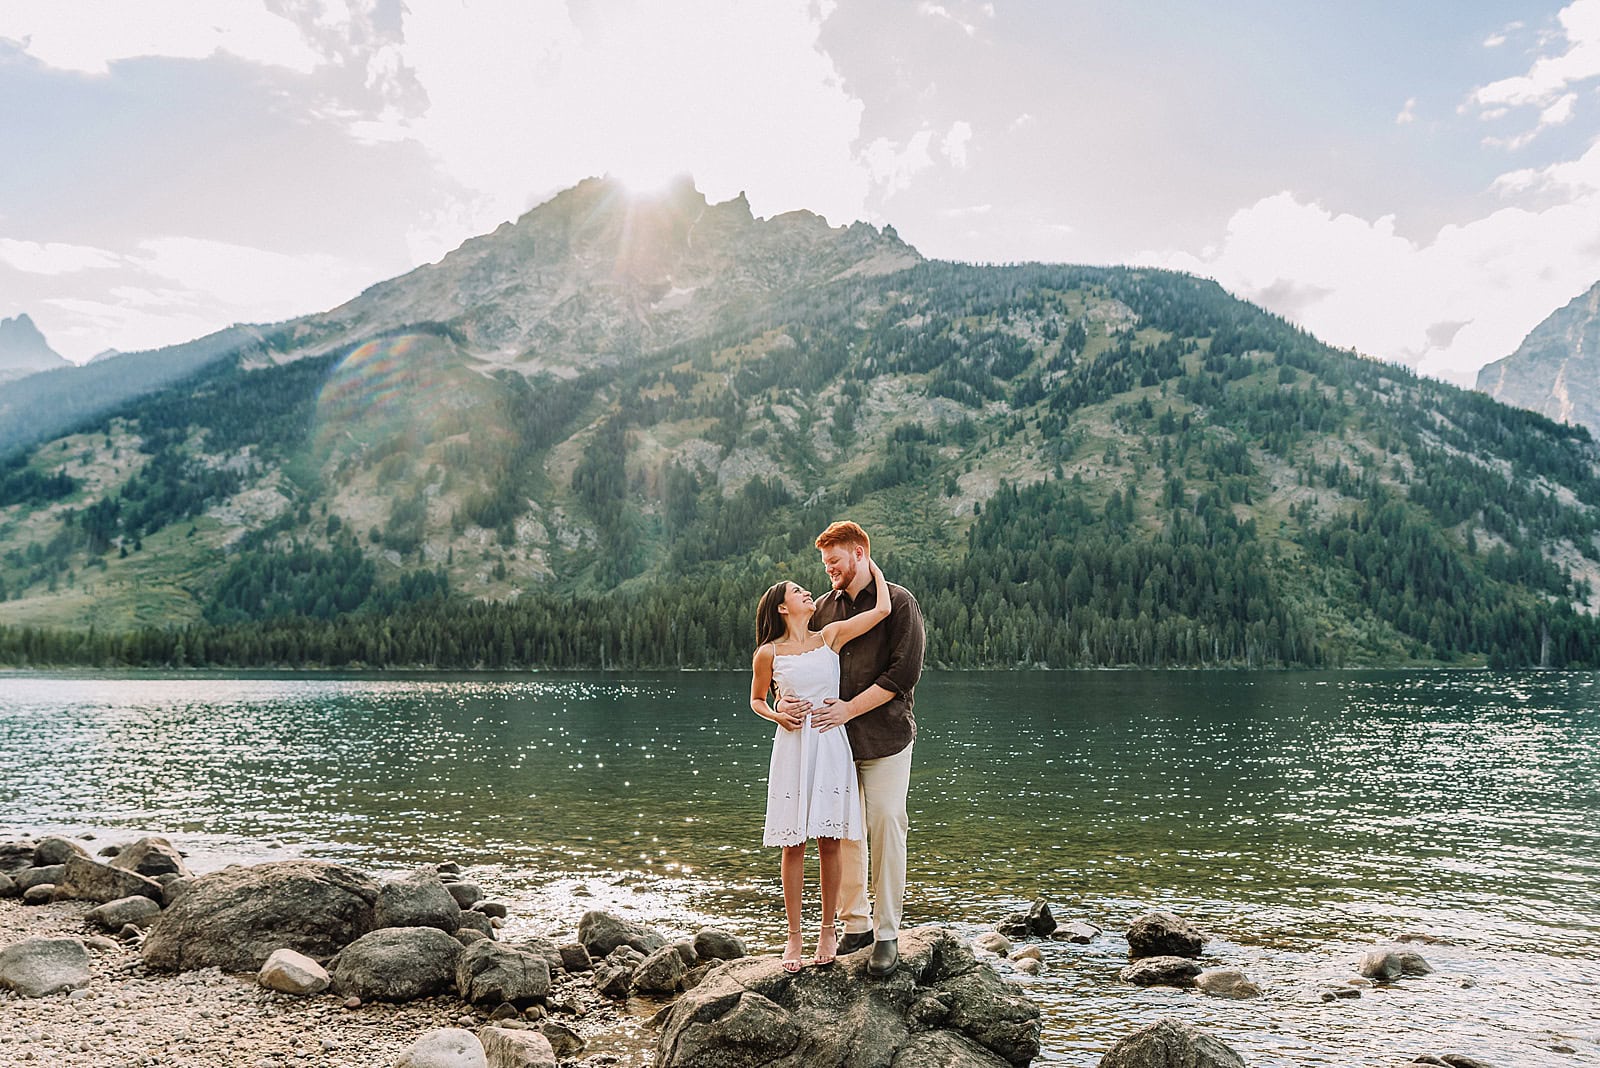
[749,559,891,970]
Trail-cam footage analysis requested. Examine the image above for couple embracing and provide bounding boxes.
[748,521,924,976]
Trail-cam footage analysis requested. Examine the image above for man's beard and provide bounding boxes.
[832,558,857,590]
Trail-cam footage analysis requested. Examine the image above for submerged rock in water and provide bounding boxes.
[1195,968,1261,999]
[1125,912,1205,960]
[655,925,1040,1068]
[1051,921,1102,944]
[1119,956,1202,988]
[1098,1018,1246,1068]
[1359,949,1435,981]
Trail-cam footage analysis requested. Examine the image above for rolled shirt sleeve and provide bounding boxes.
[874,586,924,698]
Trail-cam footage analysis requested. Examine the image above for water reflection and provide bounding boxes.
[2,671,1597,1066]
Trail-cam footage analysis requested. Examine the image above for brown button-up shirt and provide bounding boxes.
[810,580,924,760]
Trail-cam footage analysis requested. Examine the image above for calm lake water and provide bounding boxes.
[2,670,1597,1067]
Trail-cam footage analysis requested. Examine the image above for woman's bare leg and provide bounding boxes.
[814,836,840,963]
[781,843,806,971]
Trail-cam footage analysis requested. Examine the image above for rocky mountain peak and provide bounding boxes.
[0,313,71,383]
[301,177,921,371]
[1477,280,1600,438]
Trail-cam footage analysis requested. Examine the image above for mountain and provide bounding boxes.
[3,179,1600,670]
[1477,280,1600,437]
[0,314,70,383]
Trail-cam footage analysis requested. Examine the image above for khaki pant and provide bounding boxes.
[838,742,912,940]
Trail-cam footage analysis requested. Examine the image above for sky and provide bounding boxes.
[2,1,1598,385]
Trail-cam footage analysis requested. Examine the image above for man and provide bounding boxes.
[781,520,924,977]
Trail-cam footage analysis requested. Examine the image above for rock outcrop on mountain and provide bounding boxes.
[289,176,920,373]
[1477,280,1600,437]
[0,314,70,384]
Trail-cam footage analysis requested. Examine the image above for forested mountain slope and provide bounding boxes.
[3,184,1598,669]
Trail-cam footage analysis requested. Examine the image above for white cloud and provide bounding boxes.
[0,0,320,75]
[1470,0,1600,130]
[0,238,124,275]
[862,129,936,195]
[1396,97,1418,125]
[1138,163,1600,385]
[943,120,973,168]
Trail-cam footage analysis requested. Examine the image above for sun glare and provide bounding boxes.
[607,167,695,201]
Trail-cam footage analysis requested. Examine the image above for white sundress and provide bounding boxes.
[763,643,864,847]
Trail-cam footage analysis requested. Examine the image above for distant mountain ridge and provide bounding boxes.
[3,178,1600,670]
[0,177,918,455]
[1477,280,1600,437]
[0,314,70,383]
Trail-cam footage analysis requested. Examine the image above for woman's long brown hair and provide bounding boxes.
[754,581,791,649]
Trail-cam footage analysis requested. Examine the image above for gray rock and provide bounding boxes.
[973,932,1012,955]
[474,901,509,919]
[1437,1055,1499,1068]
[22,884,56,905]
[445,880,484,909]
[33,835,91,867]
[1013,957,1044,976]
[1359,949,1435,981]
[478,1026,557,1068]
[995,912,1032,939]
[541,1021,584,1059]
[375,868,464,933]
[558,942,592,972]
[97,844,122,857]
[1051,921,1102,944]
[510,935,564,973]
[142,860,378,972]
[691,928,746,961]
[396,1028,489,1068]
[593,946,645,998]
[1195,968,1262,999]
[458,910,497,940]
[0,937,92,997]
[1098,1018,1246,1068]
[0,872,15,899]
[1119,956,1203,988]
[457,928,491,945]
[1026,898,1057,937]
[86,895,162,932]
[1125,912,1205,960]
[15,864,66,892]
[259,948,331,995]
[456,940,552,1006]
[1318,984,1361,1001]
[654,925,1040,1068]
[578,909,666,957]
[161,876,194,907]
[633,944,688,995]
[53,854,164,905]
[108,836,190,879]
[331,926,463,1001]
[0,840,35,874]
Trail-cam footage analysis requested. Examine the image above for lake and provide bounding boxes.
[2,670,1597,1066]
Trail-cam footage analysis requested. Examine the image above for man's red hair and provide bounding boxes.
[815,520,870,554]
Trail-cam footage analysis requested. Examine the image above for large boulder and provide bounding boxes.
[1098,1018,1245,1068]
[375,868,464,933]
[655,925,1040,1068]
[53,854,164,905]
[456,941,552,1006]
[142,860,379,972]
[1125,912,1205,960]
[578,910,666,958]
[397,1028,489,1068]
[632,944,688,995]
[33,835,90,867]
[479,1026,557,1068]
[108,836,191,879]
[0,937,92,997]
[331,926,463,1001]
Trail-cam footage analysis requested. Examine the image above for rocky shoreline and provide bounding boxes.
[0,832,1561,1067]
